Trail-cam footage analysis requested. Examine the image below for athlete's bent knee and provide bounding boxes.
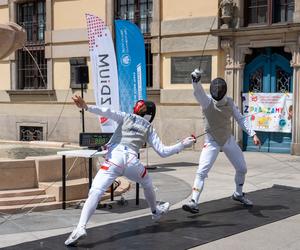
[140,174,153,189]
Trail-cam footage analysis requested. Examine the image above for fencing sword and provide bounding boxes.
[190,110,263,141]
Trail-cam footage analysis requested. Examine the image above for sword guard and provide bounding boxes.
[191,134,197,143]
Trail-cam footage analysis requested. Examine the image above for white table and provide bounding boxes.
[57,149,108,209]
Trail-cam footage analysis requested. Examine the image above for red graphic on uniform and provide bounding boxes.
[99,117,108,124]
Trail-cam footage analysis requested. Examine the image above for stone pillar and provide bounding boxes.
[293,0,300,23]
[106,0,114,33]
[151,0,161,90]
[236,0,244,28]
[286,43,300,155]
[234,47,252,145]
[221,39,234,97]
[221,40,253,146]
[46,0,53,90]
[9,0,17,90]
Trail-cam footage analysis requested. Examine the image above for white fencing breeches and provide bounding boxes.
[191,135,247,203]
[78,145,156,228]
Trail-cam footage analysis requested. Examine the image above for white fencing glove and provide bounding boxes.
[191,68,202,83]
[181,136,196,148]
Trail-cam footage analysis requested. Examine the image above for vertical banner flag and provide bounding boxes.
[115,20,147,113]
[86,14,120,132]
[242,92,293,133]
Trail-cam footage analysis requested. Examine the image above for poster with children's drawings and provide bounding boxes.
[242,93,293,133]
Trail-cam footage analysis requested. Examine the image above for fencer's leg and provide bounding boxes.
[65,169,117,246]
[65,161,121,246]
[123,157,156,211]
[123,158,169,221]
[183,141,219,213]
[222,136,252,206]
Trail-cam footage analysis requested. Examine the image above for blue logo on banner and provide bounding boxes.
[121,54,131,66]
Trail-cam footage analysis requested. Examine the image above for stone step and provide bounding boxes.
[0,194,56,206]
[39,178,90,202]
[0,188,46,198]
[0,177,131,214]
[39,177,131,202]
[0,201,64,214]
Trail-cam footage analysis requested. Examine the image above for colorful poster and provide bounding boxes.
[242,93,293,133]
[115,20,147,113]
[86,14,120,132]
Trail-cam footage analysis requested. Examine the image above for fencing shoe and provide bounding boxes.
[152,202,170,221]
[232,192,253,207]
[64,226,87,246]
[182,200,199,214]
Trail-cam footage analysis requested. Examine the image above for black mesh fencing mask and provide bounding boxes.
[133,100,156,123]
[210,78,227,101]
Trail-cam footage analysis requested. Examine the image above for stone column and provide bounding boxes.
[9,0,17,90]
[221,39,234,97]
[236,0,244,28]
[293,0,300,23]
[106,0,114,34]
[221,40,253,146]
[151,0,161,90]
[45,0,53,90]
[234,47,252,145]
[286,43,300,155]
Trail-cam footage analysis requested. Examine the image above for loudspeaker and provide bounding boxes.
[74,65,89,84]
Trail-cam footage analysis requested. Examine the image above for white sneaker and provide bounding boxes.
[182,200,199,214]
[152,202,170,221]
[64,226,87,246]
[232,192,253,207]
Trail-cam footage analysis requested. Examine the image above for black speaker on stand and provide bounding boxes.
[74,65,89,133]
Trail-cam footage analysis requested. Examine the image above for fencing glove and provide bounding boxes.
[181,136,196,148]
[191,68,202,83]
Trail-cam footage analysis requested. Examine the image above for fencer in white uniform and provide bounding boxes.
[65,95,195,246]
[182,69,261,214]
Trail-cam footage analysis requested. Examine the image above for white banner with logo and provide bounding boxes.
[242,93,293,133]
[86,14,120,132]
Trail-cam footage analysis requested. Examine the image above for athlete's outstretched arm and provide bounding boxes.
[72,94,125,123]
[147,127,195,157]
[191,69,210,109]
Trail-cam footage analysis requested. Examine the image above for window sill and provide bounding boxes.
[6,90,55,96]
[147,89,160,96]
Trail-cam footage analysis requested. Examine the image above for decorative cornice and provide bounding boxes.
[211,23,300,37]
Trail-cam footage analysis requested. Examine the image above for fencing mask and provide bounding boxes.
[133,100,156,123]
[210,77,227,101]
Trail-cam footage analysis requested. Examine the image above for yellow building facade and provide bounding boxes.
[0,0,300,155]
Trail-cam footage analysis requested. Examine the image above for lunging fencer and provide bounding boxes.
[65,95,195,246]
[182,69,261,214]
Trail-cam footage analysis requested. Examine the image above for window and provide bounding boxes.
[70,58,88,89]
[245,0,294,26]
[116,0,152,33]
[17,0,47,89]
[115,0,153,87]
[274,0,294,23]
[249,67,263,92]
[246,0,268,24]
[276,66,291,92]
[19,126,43,141]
